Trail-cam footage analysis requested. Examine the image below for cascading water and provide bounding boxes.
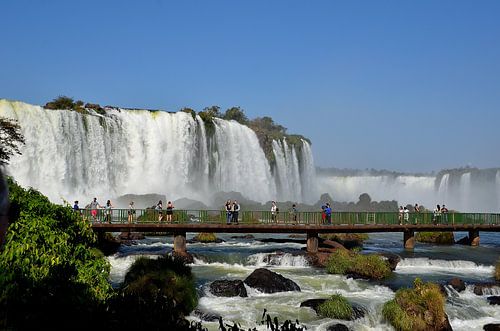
[459,173,471,211]
[272,139,302,202]
[0,100,314,205]
[437,173,450,204]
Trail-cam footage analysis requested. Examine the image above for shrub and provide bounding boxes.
[416,232,454,244]
[325,249,391,280]
[317,294,353,320]
[383,278,446,331]
[0,178,113,329]
[193,232,218,242]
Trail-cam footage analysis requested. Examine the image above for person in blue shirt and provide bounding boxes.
[325,203,332,225]
[73,200,79,211]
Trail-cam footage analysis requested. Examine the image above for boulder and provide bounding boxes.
[193,309,221,322]
[300,298,327,313]
[448,278,466,292]
[473,283,499,296]
[484,324,500,331]
[321,239,348,251]
[487,296,500,305]
[172,251,194,264]
[231,234,255,239]
[119,232,145,241]
[378,252,401,271]
[244,268,300,293]
[456,236,471,245]
[327,324,350,331]
[305,252,331,268]
[209,279,248,297]
[300,298,365,320]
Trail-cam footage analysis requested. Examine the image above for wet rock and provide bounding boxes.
[171,251,194,264]
[378,252,401,271]
[96,232,121,255]
[484,323,500,331]
[119,232,145,241]
[473,283,499,295]
[209,279,248,297]
[327,324,350,331]
[321,239,348,251]
[487,296,500,305]
[448,278,466,292]
[244,268,300,293]
[300,299,365,320]
[456,236,471,245]
[442,314,453,331]
[305,252,331,268]
[230,234,255,239]
[193,309,221,322]
[300,299,327,313]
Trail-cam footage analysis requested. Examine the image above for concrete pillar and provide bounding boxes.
[307,232,318,253]
[173,231,187,254]
[469,230,480,246]
[403,230,415,249]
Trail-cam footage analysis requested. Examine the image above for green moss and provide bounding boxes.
[318,294,353,320]
[321,233,369,247]
[180,107,196,119]
[416,232,454,244]
[193,232,218,243]
[325,249,391,280]
[383,278,446,331]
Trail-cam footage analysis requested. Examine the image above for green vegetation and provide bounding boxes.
[321,233,369,247]
[416,232,454,244]
[1,179,201,330]
[0,116,25,165]
[193,232,218,242]
[325,249,392,280]
[318,294,353,320]
[44,96,105,115]
[223,106,248,124]
[0,178,113,329]
[112,255,198,329]
[382,278,447,331]
[180,107,196,119]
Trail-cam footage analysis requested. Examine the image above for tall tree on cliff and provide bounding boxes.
[0,117,25,166]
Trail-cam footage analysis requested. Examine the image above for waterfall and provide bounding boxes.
[271,139,302,202]
[437,174,450,205]
[0,100,316,205]
[459,173,471,211]
[298,140,317,203]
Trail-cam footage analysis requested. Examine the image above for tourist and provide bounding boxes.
[441,204,449,224]
[414,203,420,224]
[166,201,174,223]
[433,204,441,225]
[89,197,101,222]
[271,201,277,223]
[398,206,404,225]
[403,206,409,224]
[128,201,135,224]
[73,200,79,211]
[321,205,326,224]
[225,200,232,225]
[325,203,332,225]
[232,200,240,224]
[156,200,163,222]
[105,200,113,223]
[290,204,298,224]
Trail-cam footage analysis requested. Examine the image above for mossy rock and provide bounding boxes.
[192,232,220,243]
[382,278,451,331]
[416,232,454,245]
[495,260,500,281]
[317,294,353,320]
[325,249,392,280]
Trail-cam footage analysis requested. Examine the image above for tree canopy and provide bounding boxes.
[0,117,25,166]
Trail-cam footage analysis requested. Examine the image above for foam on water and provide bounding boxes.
[396,258,494,274]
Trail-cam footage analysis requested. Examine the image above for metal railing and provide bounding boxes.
[79,209,500,226]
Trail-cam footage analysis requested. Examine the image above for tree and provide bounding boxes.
[0,117,25,166]
[223,106,248,124]
[202,105,221,118]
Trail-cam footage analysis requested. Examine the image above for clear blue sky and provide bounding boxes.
[1,0,499,172]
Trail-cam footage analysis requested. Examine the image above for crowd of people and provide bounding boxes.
[398,203,449,225]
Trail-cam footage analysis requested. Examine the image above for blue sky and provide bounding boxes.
[1,0,499,172]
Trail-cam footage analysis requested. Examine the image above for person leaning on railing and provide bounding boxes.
[128,201,136,224]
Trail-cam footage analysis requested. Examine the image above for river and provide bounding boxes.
[107,232,500,330]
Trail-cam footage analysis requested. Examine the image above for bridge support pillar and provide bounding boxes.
[307,232,318,253]
[403,230,415,249]
[469,230,480,246]
[173,231,187,254]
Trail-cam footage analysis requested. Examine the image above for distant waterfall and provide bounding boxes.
[0,100,315,205]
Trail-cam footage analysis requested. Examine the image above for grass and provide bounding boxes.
[317,294,353,320]
[321,233,369,242]
[193,232,218,243]
[325,249,391,280]
[495,259,500,281]
[382,278,446,331]
[416,232,454,244]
